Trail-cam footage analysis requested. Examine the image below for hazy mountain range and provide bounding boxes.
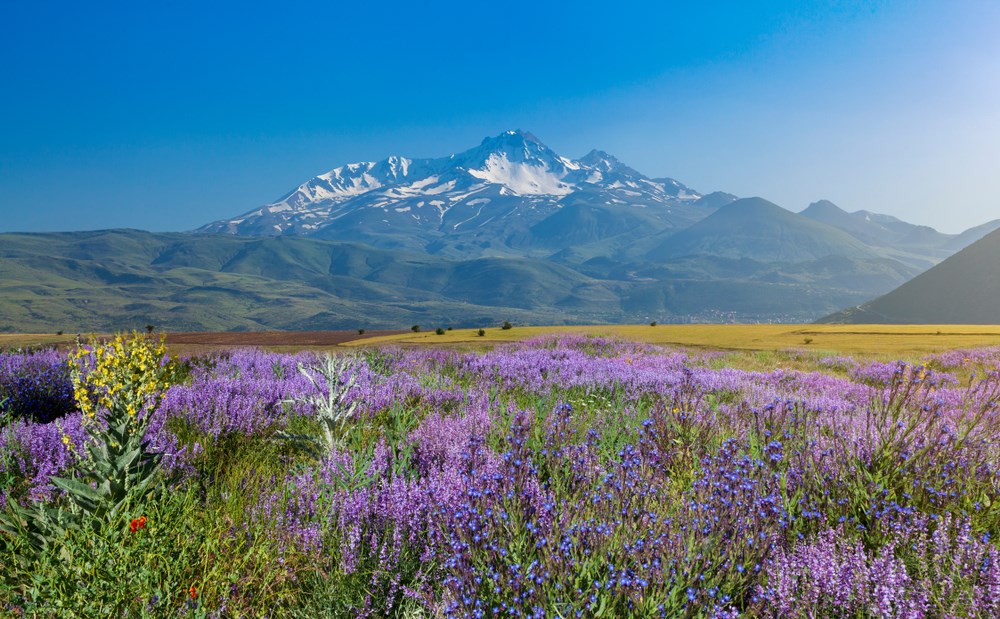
[2,130,997,332]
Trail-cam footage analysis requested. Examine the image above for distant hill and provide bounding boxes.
[646,197,883,262]
[0,228,925,332]
[800,199,1000,269]
[944,219,1000,251]
[799,200,942,247]
[691,191,739,210]
[820,227,1000,324]
[0,230,625,332]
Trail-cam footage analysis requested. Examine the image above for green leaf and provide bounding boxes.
[0,508,26,537]
[50,476,102,503]
[115,447,142,473]
[594,594,607,617]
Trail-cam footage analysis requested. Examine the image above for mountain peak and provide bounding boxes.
[459,130,563,167]
[803,199,845,214]
[578,149,623,171]
[724,196,785,213]
[511,129,541,143]
[577,148,652,183]
[478,129,544,149]
[692,191,738,209]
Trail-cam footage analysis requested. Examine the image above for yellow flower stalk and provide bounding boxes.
[68,331,176,434]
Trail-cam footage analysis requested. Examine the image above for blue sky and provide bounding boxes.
[1,0,998,233]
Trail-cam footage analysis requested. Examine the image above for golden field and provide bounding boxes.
[343,324,1000,359]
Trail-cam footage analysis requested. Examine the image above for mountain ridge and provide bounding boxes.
[3,131,997,331]
[648,197,882,263]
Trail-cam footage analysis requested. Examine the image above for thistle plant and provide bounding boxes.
[277,354,358,457]
[0,332,177,552]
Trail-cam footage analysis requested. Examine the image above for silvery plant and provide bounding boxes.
[278,354,358,457]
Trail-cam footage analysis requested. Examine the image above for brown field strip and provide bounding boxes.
[0,330,405,356]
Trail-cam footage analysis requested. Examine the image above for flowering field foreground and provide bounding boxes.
[2,334,1000,617]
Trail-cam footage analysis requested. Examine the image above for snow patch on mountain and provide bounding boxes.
[466,153,573,196]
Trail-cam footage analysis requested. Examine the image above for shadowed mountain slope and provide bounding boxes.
[820,227,1000,324]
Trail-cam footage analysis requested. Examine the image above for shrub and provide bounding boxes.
[478,329,486,337]
[650,321,657,327]
[435,327,445,335]
[501,321,513,330]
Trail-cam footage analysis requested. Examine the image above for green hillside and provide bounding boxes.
[0,231,606,332]
[820,228,1000,324]
[0,228,927,331]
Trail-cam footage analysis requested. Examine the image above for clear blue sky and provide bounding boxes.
[1,0,998,234]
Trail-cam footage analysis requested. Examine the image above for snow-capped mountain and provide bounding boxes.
[198,130,710,258]
[12,130,1000,331]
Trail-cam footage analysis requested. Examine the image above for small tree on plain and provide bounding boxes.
[501,321,513,330]
[435,327,445,335]
[478,329,486,337]
[358,328,365,335]
[411,325,420,333]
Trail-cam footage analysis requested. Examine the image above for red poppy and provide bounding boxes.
[189,585,197,599]
[129,516,147,533]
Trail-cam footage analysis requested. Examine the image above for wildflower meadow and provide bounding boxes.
[2,332,1000,617]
